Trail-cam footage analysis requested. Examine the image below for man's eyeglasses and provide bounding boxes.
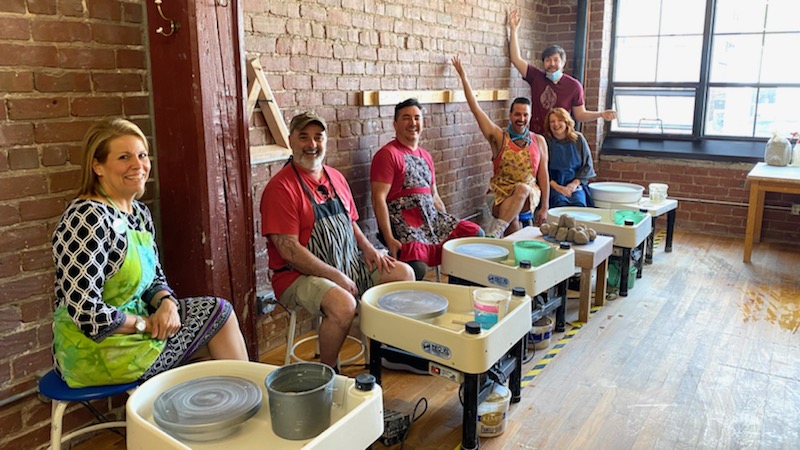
[317,184,330,200]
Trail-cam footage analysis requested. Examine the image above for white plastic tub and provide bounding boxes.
[588,182,644,203]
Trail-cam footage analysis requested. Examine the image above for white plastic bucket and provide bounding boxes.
[648,183,668,203]
[477,383,511,437]
[473,288,511,330]
[531,316,553,350]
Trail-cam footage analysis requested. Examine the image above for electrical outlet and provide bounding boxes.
[256,290,277,315]
[792,204,800,216]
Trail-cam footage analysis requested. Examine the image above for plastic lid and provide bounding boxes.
[511,287,526,297]
[455,243,510,262]
[519,260,531,269]
[377,290,448,319]
[355,373,376,391]
[153,376,262,442]
[566,211,602,222]
[465,321,482,334]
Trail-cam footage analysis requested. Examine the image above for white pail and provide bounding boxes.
[477,383,511,437]
[648,183,668,203]
[531,316,553,350]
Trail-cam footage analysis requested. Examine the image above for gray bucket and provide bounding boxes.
[265,362,335,440]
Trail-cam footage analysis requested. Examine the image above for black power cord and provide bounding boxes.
[398,397,428,449]
[380,397,428,448]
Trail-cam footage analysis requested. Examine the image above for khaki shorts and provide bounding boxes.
[282,267,383,316]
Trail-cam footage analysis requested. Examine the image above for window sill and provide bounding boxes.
[601,136,765,163]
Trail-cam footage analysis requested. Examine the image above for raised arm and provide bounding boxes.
[508,9,529,77]
[451,56,503,155]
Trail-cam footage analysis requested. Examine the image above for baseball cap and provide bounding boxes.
[289,112,327,134]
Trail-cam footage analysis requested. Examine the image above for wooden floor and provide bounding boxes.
[75,231,800,449]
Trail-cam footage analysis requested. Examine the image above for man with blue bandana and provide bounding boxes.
[452,56,550,237]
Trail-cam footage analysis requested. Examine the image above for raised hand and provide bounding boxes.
[509,9,520,30]
[451,55,465,78]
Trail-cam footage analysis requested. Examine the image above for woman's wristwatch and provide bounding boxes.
[134,315,146,334]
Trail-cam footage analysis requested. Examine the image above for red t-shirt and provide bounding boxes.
[370,139,437,201]
[260,163,358,299]
[524,64,585,134]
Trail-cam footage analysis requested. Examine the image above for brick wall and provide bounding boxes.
[244,0,553,356]
[597,156,800,241]
[0,1,150,448]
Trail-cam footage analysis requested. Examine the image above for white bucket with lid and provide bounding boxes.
[648,183,668,203]
[477,383,511,437]
[531,316,553,350]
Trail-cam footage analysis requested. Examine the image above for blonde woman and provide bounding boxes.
[51,119,248,388]
[542,108,596,207]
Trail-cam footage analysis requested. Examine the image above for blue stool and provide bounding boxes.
[519,210,533,227]
[38,370,140,450]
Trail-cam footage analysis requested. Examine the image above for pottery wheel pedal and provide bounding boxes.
[380,409,411,446]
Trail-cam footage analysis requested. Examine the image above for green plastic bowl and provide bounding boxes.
[513,240,552,266]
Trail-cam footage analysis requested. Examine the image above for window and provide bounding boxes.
[608,0,800,143]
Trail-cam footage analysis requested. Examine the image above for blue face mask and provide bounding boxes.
[546,69,563,82]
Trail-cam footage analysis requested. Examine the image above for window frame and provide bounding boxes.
[603,0,797,162]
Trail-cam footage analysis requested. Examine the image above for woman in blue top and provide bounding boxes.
[543,108,596,208]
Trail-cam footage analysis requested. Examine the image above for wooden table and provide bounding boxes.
[506,227,614,323]
[743,163,800,263]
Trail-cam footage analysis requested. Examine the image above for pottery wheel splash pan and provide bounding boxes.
[454,243,509,262]
[377,290,448,320]
[153,376,262,442]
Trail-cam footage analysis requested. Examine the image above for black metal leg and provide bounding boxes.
[620,247,631,297]
[509,338,523,403]
[636,241,645,279]
[645,216,656,264]
[369,339,383,385]
[666,209,676,252]
[462,373,480,450]
[554,280,567,332]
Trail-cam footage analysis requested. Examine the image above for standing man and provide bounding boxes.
[452,56,550,236]
[508,9,616,134]
[370,98,484,280]
[261,112,413,368]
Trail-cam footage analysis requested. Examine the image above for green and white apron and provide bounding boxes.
[53,207,165,388]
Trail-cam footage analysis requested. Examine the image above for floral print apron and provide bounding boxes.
[490,132,542,209]
[387,153,459,265]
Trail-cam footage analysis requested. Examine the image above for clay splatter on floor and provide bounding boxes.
[742,285,800,334]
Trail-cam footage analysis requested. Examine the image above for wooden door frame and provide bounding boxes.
[145,0,258,357]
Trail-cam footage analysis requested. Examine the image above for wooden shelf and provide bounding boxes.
[359,89,510,106]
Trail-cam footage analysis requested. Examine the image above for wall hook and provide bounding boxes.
[154,0,179,37]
